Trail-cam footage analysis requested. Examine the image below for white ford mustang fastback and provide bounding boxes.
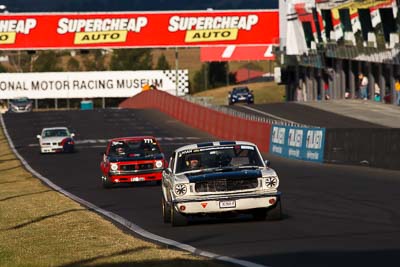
[36,127,75,154]
[161,141,282,226]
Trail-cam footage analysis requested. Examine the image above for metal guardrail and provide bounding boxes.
[183,96,313,128]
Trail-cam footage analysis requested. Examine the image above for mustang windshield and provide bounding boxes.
[176,145,264,173]
[109,139,161,158]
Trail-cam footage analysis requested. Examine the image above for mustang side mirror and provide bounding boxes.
[264,160,271,167]
[71,133,75,137]
[36,135,41,139]
[164,167,172,174]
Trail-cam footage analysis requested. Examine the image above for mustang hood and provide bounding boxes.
[186,169,262,183]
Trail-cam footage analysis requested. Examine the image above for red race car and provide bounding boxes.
[100,136,167,188]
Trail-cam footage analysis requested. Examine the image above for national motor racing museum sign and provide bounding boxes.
[0,10,279,49]
[0,70,189,98]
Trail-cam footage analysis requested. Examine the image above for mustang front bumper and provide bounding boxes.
[172,192,281,214]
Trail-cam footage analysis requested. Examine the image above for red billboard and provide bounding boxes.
[0,10,279,50]
[200,44,275,61]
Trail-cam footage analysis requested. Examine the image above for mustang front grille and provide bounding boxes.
[195,178,258,193]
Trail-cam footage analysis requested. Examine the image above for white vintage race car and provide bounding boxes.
[36,127,75,154]
[161,141,282,226]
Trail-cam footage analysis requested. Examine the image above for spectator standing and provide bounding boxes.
[324,81,330,100]
[374,83,381,102]
[359,73,369,100]
[395,78,400,105]
[296,85,304,101]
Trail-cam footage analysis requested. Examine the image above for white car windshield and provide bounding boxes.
[43,129,69,138]
[176,145,264,173]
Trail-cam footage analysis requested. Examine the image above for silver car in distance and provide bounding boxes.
[37,127,75,154]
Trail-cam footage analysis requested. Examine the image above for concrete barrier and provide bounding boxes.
[120,90,400,171]
[269,124,326,163]
[119,90,271,152]
[324,128,400,170]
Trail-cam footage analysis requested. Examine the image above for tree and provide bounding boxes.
[67,57,80,71]
[155,53,171,70]
[0,63,7,72]
[32,51,61,72]
[110,49,153,70]
[192,64,207,94]
[209,62,230,88]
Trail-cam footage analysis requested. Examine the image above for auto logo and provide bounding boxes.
[201,203,208,208]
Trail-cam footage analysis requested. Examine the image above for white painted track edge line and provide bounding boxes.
[239,105,298,125]
[0,114,270,267]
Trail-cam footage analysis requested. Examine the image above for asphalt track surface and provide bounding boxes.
[3,108,400,267]
[228,103,386,128]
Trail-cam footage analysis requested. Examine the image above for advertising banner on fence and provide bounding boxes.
[270,124,325,162]
[200,44,275,61]
[0,10,279,50]
[0,70,188,99]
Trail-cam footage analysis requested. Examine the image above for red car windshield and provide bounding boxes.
[109,139,161,158]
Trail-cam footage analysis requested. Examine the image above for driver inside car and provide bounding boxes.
[186,155,201,170]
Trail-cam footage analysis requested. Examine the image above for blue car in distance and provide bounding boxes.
[228,86,254,105]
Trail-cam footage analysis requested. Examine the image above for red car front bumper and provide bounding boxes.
[108,171,162,183]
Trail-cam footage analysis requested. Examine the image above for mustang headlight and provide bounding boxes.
[265,176,279,189]
[174,184,187,196]
[110,163,118,171]
[155,160,163,168]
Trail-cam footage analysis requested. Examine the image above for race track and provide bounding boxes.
[3,108,400,267]
[227,103,386,128]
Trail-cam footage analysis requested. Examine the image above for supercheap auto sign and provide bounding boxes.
[0,10,279,49]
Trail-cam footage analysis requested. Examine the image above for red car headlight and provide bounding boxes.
[110,163,118,171]
[155,160,163,168]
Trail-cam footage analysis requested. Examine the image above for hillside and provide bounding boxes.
[194,81,285,106]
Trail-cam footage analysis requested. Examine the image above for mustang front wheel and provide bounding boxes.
[162,197,171,223]
[267,199,282,221]
[170,205,187,227]
[252,208,267,221]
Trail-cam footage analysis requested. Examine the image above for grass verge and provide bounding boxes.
[194,81,286,106]
[0,125,229,267]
